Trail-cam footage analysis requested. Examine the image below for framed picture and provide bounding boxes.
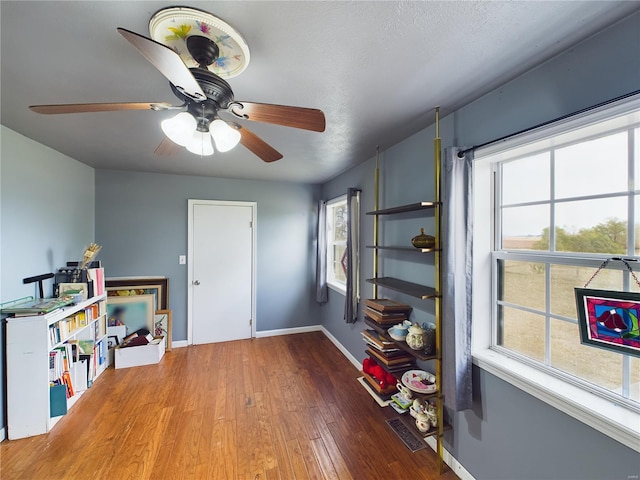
[154,309,172,351]
[58,282,89,300]
[575,288,640,358]
[106,294,155,335]
[105,276,169,309]
[107,335,119,348]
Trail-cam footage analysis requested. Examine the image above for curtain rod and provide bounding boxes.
[457,89,640,158]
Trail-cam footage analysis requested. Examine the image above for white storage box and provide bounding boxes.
[115,336,165,369]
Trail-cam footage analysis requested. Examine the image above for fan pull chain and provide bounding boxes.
[583,257,640,288]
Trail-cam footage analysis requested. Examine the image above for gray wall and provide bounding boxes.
[320,12,640,480]
[95,170,321,341]
[0,126,95,436]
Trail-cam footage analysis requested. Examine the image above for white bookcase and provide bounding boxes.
[6,293,108,439]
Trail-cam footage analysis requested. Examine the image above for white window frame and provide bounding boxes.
[472,94,640,452]
[326,194,348,295]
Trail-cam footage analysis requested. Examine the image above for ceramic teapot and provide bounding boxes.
[406,322,427,350]
[415,411,431,433]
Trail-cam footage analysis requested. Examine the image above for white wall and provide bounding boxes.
[0,125,96,434]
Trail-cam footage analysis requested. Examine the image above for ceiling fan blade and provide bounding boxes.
[29,102,172,114]
[154,137,183,156]
[117,27,206,102]
[236,125,283,162]
[229,102,326,132]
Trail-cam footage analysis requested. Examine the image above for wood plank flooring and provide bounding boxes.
[0,331,458,480]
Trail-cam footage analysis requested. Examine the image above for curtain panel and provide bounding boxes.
[315,200,328,303]
[442,147,474,411]
[344,188,361,323]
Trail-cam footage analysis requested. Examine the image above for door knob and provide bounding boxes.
[192,280,200,286]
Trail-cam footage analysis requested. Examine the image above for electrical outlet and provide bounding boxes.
[179,255,186,265]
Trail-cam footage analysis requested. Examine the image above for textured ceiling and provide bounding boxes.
[1,1,638,184]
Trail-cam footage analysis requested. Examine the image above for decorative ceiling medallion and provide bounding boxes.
[149,6,250,79]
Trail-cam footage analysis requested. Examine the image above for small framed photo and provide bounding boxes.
[154,309,172,351]
[575,288,640,358]
[107,335,119,348]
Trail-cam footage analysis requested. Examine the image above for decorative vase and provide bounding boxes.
[411,228,435,249]
[406,323,427,350]
[423,323,436,355]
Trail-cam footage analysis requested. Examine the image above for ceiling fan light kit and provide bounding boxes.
[186,130,214,156]
[210,119,241,152]
[28,6,326,162]
[161,112,197,146]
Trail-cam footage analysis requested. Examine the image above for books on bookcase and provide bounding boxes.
[365,298,414,313]
[363,299,412,325]
[6,286,108,439]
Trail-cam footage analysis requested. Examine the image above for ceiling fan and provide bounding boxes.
[28,7,326,162]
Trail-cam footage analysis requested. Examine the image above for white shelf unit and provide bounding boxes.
[6,293,108,440]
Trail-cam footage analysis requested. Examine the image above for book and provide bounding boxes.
[361,329,396,350]
[364,307,408,324]
[61,371,74,398]
[366,347,414,367]
[362,336,400,353]
[49,350,63,382]
[78,339,95,356]
[2,297,74,315]
[365,298,413,313]
[87,267,105,296]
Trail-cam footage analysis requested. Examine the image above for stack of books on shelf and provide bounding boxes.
[364,298,413,326]
[361,329,415,373]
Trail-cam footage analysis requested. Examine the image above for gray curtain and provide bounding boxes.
[344,188,361,323]
[315,200,328,303]
[442,147,474,411]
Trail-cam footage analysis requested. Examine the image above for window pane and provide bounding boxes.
[501,204,549,250]
[550,318,623,393]
[555,198,627,254]
[555,132,628,199]
[502,152,550,204]
[326,198,348,288]
[498,306,545,362]
[331,204,347,242]
[331,244,346,283]
[499,260,545,311]
[550,265,623,318]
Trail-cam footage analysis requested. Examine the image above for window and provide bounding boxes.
[326,195,348,292]
[473,95,640,449]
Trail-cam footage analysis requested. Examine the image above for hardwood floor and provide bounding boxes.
[0,331,458,480]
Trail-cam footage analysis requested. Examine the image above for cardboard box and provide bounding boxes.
[114,336,165,369]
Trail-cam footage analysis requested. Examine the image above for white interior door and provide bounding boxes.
[188,200,255,344]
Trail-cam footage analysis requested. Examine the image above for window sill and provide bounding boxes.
[472,348,640,453]
[327,283,346,296]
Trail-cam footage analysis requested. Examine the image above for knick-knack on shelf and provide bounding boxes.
[411,228,435,249]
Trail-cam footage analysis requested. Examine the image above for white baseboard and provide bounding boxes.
[254,325,322,338]
[424,436,473,480]
[171,340,189,348]
[0,426,6,442]
[319,326,361,370]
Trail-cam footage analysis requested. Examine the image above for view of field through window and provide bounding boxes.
[327,200,347,286]
[495,119,639,406]
[498,252,640,402]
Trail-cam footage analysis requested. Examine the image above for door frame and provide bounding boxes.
[187,199,257,345]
